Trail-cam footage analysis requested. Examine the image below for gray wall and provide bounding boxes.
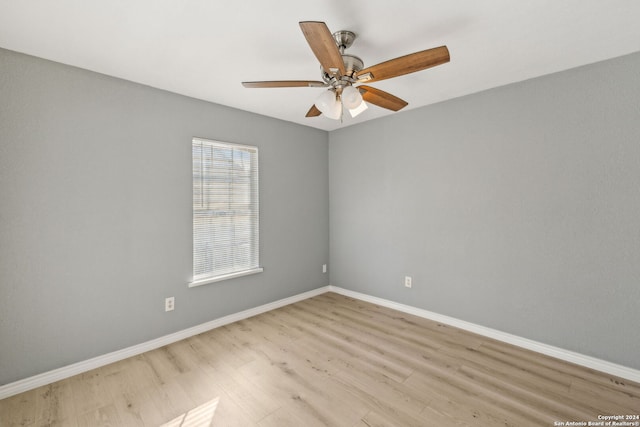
[329,52,640,370]
[0,48,329,386]
[2,45,639,387]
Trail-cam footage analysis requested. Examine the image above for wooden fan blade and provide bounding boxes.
[299,21,345,76]
[306,104,322,117]
[358,85,408,111]
[242,81,327,88]
[356,46,449,83]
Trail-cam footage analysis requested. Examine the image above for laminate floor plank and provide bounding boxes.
[404,364,552,427]
[76,404,121,427]
[235,333,371,426]
[437,343,573,399]
[198,393,255,427]
[457,364,591,422]
[29,379,77,427]
[69,370,113,417]
[256,402,329,427]
[479,339,640,397]
[2,292,639,426]
[569,376,640,413]
[101,366,164,426]
[297,301,466,377]
[280,305,415,382]
[251,324,430,425]
[297,297,447,355]
[316,294,485,349]
[0,389,37,426]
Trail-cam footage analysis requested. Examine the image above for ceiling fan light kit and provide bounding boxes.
[242,21,450,121]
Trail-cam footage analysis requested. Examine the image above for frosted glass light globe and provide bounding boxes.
[315,90,342,120]
[341,85,363,110]
[315,90,337,114]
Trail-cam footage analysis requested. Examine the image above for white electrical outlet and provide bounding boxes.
[165,297,175,312]
[322,264,327,273]
[404,276,412,288]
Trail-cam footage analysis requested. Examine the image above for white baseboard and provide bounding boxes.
[3,284,638,400]
[0,286,331,400]
[328,285,640,383]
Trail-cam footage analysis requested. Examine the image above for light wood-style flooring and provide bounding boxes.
[1,292,639,426]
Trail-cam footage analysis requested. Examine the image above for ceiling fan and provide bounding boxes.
[242,21,450,120]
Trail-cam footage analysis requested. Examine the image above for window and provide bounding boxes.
[190,138,261,287]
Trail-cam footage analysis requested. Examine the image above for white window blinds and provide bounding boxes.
[191,138,261,286]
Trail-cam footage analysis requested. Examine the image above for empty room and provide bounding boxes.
[1,1,639,426]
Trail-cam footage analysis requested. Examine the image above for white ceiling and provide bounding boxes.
[1,1,639,131]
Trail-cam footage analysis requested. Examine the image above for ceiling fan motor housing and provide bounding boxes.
[321,54,364,83]
[321,30,363,88]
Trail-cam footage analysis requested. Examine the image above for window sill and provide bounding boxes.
[188,267,264,288]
